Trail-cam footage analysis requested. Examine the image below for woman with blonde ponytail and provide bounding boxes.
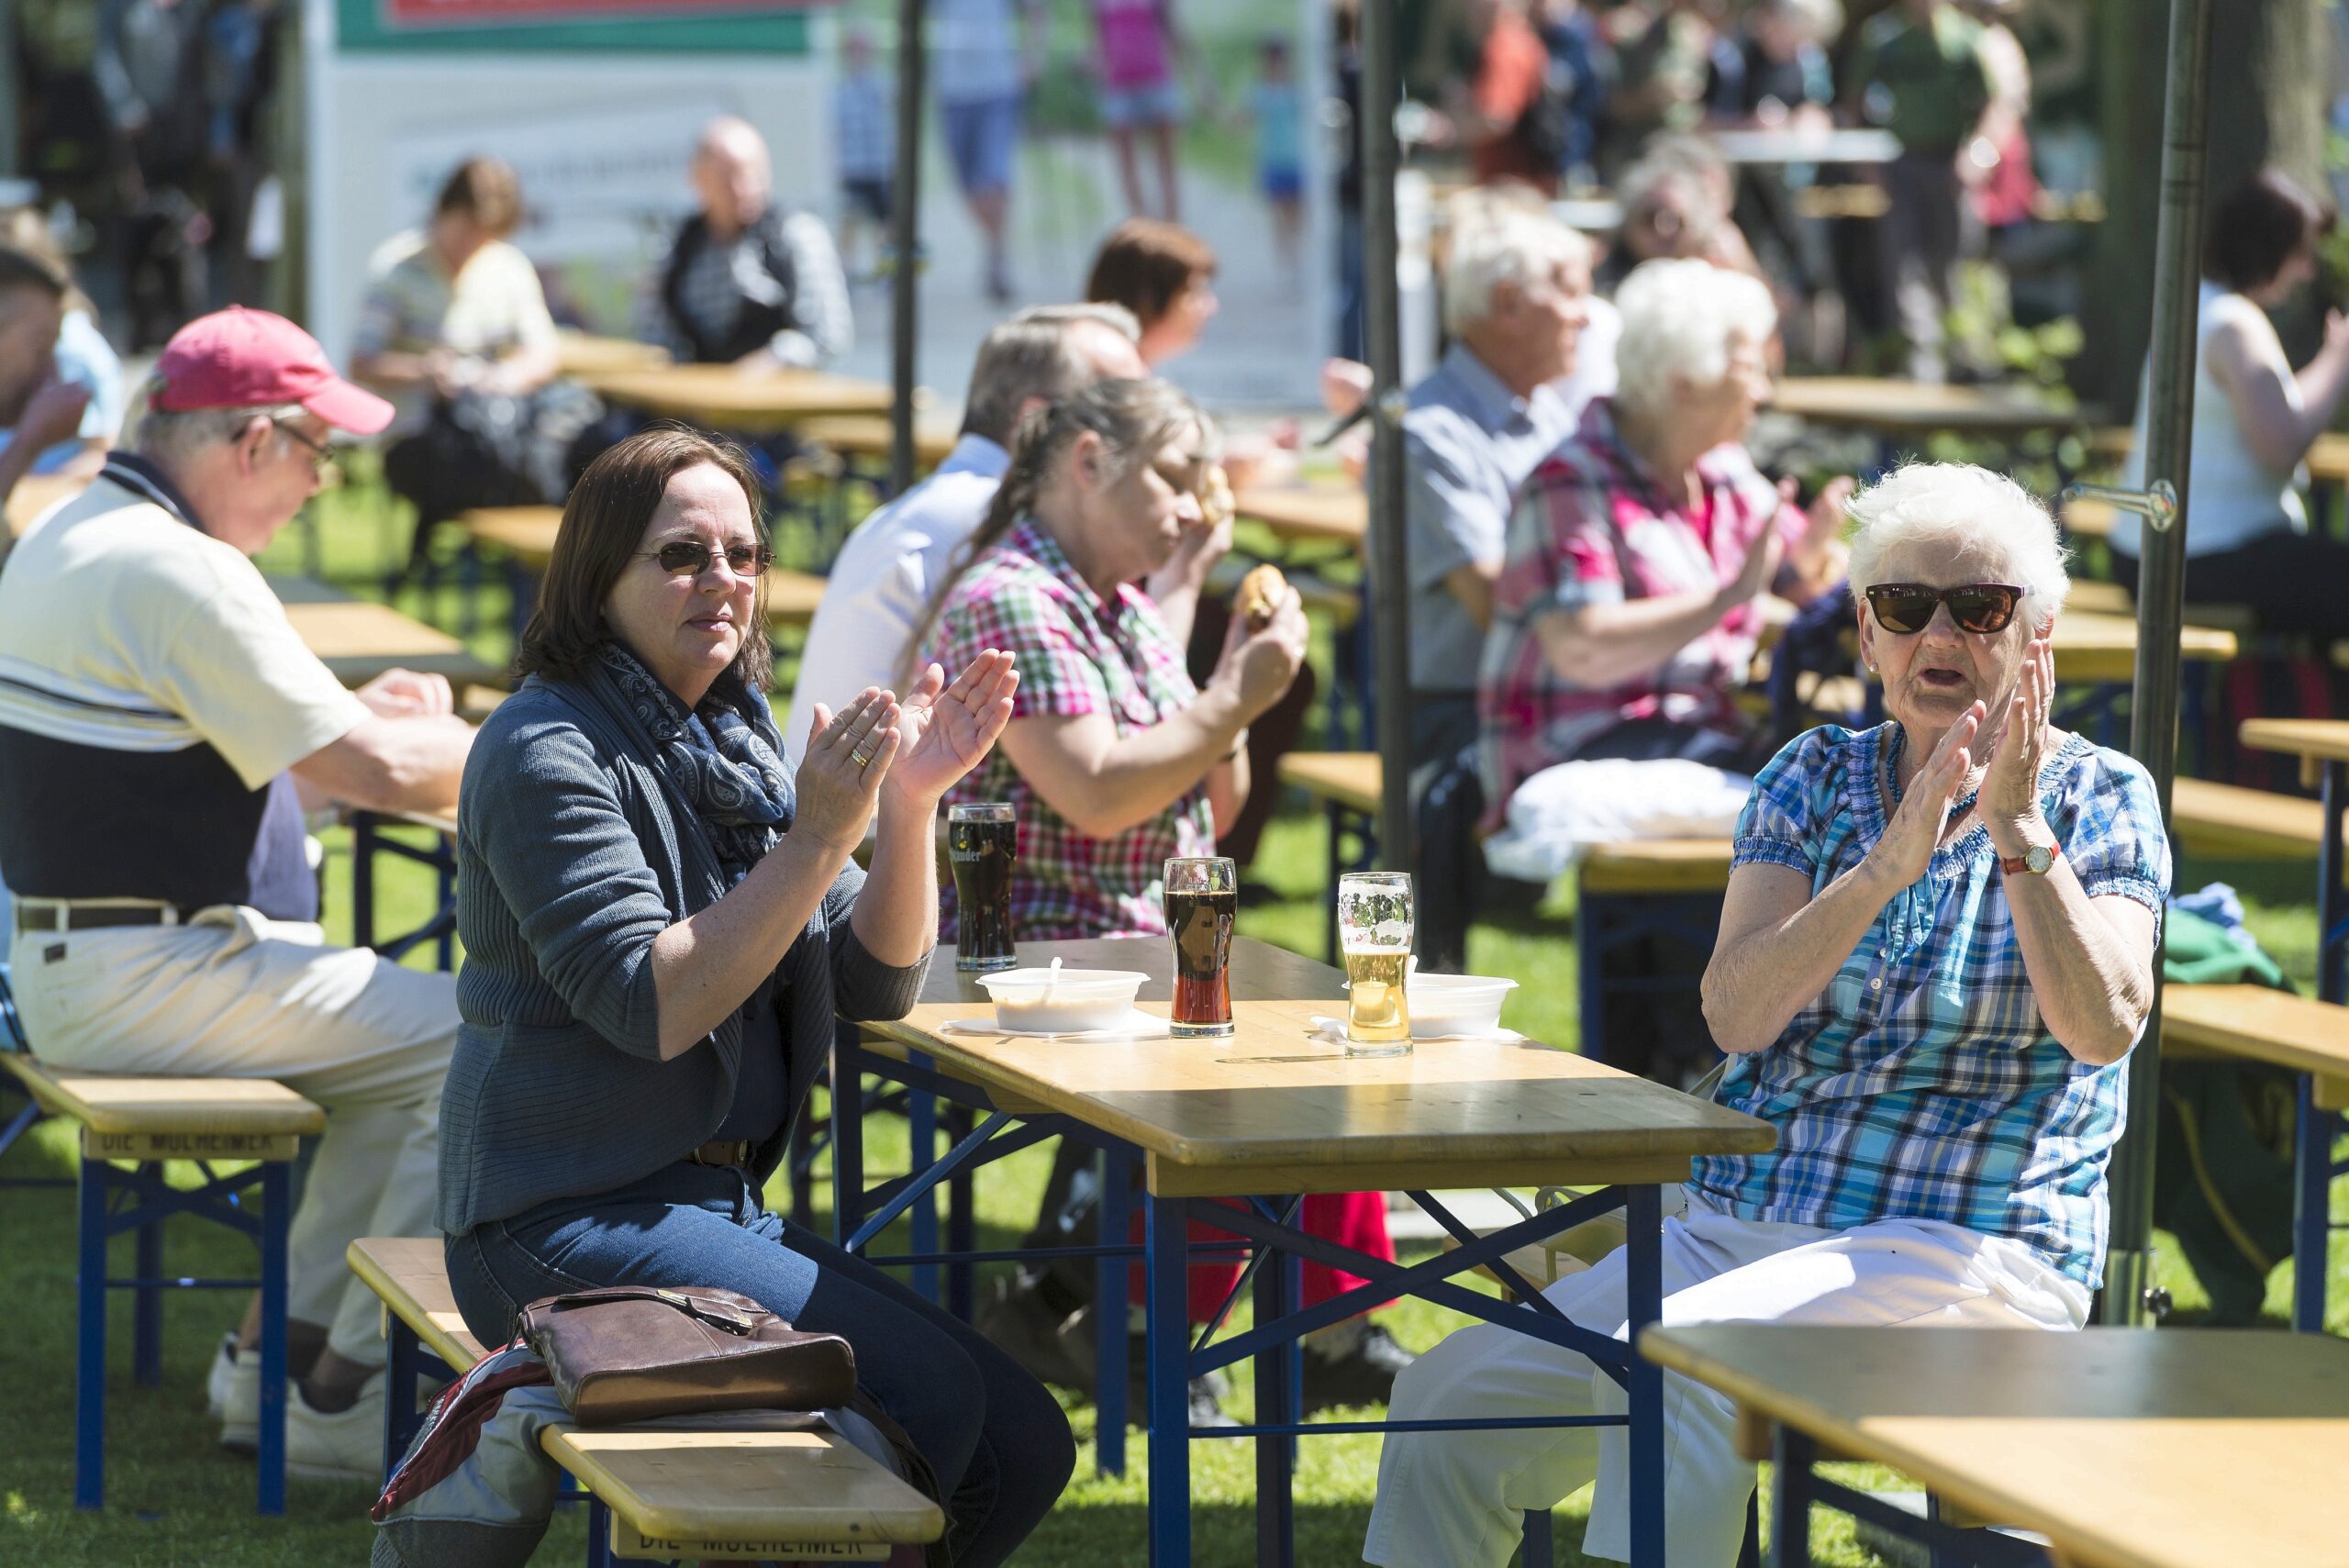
[918,376,1307,940]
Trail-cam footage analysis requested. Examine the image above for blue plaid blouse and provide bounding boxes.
[1687,723,2172,1286]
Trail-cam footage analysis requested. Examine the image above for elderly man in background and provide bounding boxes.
[0,308,473,1476]
[788,303,1146,756]
[1404,204,1597,763]
[651,116,853,372]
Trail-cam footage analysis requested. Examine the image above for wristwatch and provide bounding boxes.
[1999,840,2062,876]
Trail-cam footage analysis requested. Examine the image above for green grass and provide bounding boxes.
[0,487,2336,1564]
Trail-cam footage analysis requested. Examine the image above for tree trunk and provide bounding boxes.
[2078,0,2332,416]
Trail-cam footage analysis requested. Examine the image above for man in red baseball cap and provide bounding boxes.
[0,306,470,1479]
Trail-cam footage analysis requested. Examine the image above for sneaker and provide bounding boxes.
[286,1373,387,1482]
[1302,1322,1415,1413]
[216,1339,261,1454]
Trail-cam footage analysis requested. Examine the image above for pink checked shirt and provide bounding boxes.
[1477,398,1809,824]
[929,517,1215,941]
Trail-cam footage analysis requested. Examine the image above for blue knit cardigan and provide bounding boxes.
[436,672,930,1237]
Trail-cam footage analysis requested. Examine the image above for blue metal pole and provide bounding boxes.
[132,1178,163,1386]
[1769,1427,1815,1568]
[1253,1219,1296,1568]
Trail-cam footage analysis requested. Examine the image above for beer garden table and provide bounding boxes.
[838,935,1776,1567]
[572,362,898,434]
[1641,1324,2349,1568]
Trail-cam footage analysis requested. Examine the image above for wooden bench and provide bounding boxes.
[348,1238,943,1563]
[0,1048,323,1514]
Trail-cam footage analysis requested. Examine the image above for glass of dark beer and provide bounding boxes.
[948,803,1018,972]
[1163,856,1237,1038]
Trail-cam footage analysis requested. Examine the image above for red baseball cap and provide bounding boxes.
[151,306,395,436]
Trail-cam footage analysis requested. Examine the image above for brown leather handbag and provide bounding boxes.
[518,1285,857,1425]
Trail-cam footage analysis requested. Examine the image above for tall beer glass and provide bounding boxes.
[1338,872,1412,1057]
[948,803,1018,972]
[1163,856,1237,1038]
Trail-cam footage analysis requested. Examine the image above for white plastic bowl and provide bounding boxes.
[976,968,1152,1034]
[1404,973,1519,1039]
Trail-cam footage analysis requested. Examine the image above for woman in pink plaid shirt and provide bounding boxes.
[912,377,1419,1416]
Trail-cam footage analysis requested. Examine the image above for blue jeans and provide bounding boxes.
[447,1162,1074,1567]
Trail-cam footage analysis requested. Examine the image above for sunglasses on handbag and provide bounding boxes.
[636,539,775,578]
[1862,582,2024,636]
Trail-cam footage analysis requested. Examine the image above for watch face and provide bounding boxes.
[2026,845,2054,873]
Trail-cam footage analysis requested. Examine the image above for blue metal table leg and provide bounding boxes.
[384,1315,424,1483]
[257,1160,291,1515]
[2318,759,2344,1004]
[132,1173,163,1386]
[945,1102,976,1323]
[1253,1222,1296,1568]
[2294,1079,2332,1334]
[1323,801,1344,963]
[1095,1144,1132,1479]
[1521,1507,1555,1566]
[1624,1184,1665,1568]
[907,1065,941,1305]
[1769,1427,1815,1568]
[1145,1192,1193,1566]
[73,1156,108,1509]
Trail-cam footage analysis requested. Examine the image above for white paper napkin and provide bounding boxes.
[1306,1015,1528,1046]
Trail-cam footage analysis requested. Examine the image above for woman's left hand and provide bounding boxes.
[1981,627,2054,833]
[882,651,1020,809]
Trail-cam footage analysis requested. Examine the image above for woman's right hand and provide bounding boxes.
[1866,703,1985,892]
[1219,587,1309,719]
[795,687,901,851]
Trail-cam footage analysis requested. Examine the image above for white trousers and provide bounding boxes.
[11,905,456,1365]
[1364,1196,2087,1568]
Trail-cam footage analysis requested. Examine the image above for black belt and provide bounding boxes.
[685,1140,754,1169]
[15,904,194,934]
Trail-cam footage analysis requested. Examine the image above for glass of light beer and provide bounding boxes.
[947,803,1019,972]
[1338,872,1413,1057]
[1163,856,1237,1038]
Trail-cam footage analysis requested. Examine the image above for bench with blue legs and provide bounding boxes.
[348,1237,944,1565]
[0,1047,321,1514]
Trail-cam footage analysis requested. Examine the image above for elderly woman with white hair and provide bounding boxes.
[1366,461,2171,1568]
[1477,256,1845,1081]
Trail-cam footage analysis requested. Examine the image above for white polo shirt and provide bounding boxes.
[786,433,1009,755]
[0,457,370,919]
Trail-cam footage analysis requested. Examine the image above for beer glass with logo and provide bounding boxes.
[1338,872,1412,1057]
[1163,856,1237,1038]
[947,803,1018,972]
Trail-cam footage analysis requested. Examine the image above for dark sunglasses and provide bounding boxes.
[636,539,774,578]
[1863,582,2025,636]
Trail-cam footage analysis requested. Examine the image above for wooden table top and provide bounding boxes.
[2305,430,2349,484]
[1234,484,1369,548]
[4,473,82,538]
[876,937,1775,1197]
[2048,611,2235,683]
[794,413,962,467]
[574,363,896,430]
[460,504,563,568]
[270,575,506,689]
[346,1236,486,1369]
[553,330,671,378]
[2240,717,2349,767]
[1765,377,2101,438]
[1641,1325,2349,1568]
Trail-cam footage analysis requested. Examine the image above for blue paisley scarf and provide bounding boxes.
[588,641,796,885]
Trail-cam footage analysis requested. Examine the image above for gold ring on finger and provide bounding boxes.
[851,744,876,769]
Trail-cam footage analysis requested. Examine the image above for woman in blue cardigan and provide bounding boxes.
[436,426,1066,1562]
